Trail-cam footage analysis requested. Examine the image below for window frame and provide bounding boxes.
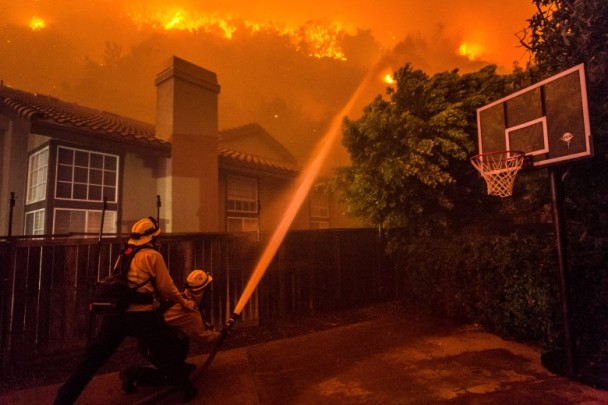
[225,175,259,232]
[24,209,46,235]
[309,190,330,229]
[26,147,49,204]
[53,208,117,235]
[55,145,119,203]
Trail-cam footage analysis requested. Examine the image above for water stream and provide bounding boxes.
[232,68,378,316]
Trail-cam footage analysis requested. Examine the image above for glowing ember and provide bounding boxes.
[29,16,46,31]
[458,41,483,61]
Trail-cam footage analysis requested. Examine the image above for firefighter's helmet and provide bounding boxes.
[128,216,161,246]
[187,269,213,294]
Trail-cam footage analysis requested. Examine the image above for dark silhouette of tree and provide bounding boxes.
[336,64,516,236]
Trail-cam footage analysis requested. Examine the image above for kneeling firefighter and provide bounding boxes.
[120,269,219,392]
[54,217,198,404]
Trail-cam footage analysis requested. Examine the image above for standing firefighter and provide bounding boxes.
[120,269,219,392]
[54,217,198,404]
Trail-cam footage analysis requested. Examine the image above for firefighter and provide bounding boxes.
[164,269,219,340]
[54,217,198,404]
[120,269,219,393]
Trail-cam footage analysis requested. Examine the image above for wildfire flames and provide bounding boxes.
[29,16,46,31]
[126,6,347,60]
[458,41,483,61]
[383,73,395,84]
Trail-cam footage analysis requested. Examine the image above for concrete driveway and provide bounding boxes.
[2,312,607,404]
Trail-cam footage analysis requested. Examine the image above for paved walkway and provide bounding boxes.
[2,313,607,404]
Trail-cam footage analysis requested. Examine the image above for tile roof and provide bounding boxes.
[0,84,298,174]
[218,147,298,173]
[219,123,297,163]
[0,84,168,151]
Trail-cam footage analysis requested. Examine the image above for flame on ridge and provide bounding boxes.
[458,41,483,61]
[29,16,47,31]
[126,6,347,60]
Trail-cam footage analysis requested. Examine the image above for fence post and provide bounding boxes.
[0,239,15,374]
[156,195,161,226]
[7,192,15,238]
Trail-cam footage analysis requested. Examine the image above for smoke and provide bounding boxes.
[0,1,533,161]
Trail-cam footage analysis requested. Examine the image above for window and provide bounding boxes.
[24,209,45,235]
[310,191,330,229]
[56,146,118,202]
[26,147,49,204]
[227,176,258,213]
[226,176,258,232]
[227,217,259,232]
[54,208,117,234]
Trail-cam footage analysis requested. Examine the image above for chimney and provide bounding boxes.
[155,56,221,232]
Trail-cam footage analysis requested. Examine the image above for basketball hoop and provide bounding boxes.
[470,150,525,198]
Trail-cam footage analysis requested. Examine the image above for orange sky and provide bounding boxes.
[0,0,535,161]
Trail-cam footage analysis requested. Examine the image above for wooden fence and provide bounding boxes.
[0,228,394,373]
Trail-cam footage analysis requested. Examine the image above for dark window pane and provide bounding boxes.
[55,210,85,234]
[103,187,116,202]
[56,182,72,198]
[58,148,73,164]
[104,170,116,186]
[74,184,87,199]
[104,156,117,170]
[88,185,102,201]
[25,213,34,234]
[89,169,102,185]
[90,154,103,169]
[57,165,72,182]
[75,151,88,167]
[74,167,88,183]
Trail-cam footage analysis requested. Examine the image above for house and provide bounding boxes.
[0,56,358,236]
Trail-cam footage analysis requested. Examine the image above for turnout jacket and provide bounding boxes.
[126,246,192,312]
[163,292,215,342]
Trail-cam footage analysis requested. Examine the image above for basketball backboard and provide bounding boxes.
[477,64,592,168]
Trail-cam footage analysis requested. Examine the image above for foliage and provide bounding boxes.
[521,3,608,364]
[567,235,608,363]
[336,65,516,236]
[520,0,608,243]
[334,0,608,368]
[394,230,560,346]
[389,225,608,365]
[520,0,608,131]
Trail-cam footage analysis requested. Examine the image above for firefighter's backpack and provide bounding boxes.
[90,245,154,313]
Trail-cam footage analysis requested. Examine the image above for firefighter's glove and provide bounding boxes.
[182,299,196,311]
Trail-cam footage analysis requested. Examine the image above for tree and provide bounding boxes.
[521,0,608,368]
[520,0,608,145]
[336,64,515,236]
[519,1,608,236]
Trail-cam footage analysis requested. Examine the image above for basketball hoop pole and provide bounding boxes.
[549,166,577,378]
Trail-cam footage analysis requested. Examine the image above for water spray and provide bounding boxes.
[136,60,384,405]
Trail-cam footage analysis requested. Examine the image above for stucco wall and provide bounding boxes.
[120,152,162,233]
[0,118,30,236]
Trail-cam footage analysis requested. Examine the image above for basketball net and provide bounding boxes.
[470,151,525,198]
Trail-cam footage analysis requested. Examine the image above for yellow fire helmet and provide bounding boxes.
[128,216,160,246]
[186,269,213,294]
